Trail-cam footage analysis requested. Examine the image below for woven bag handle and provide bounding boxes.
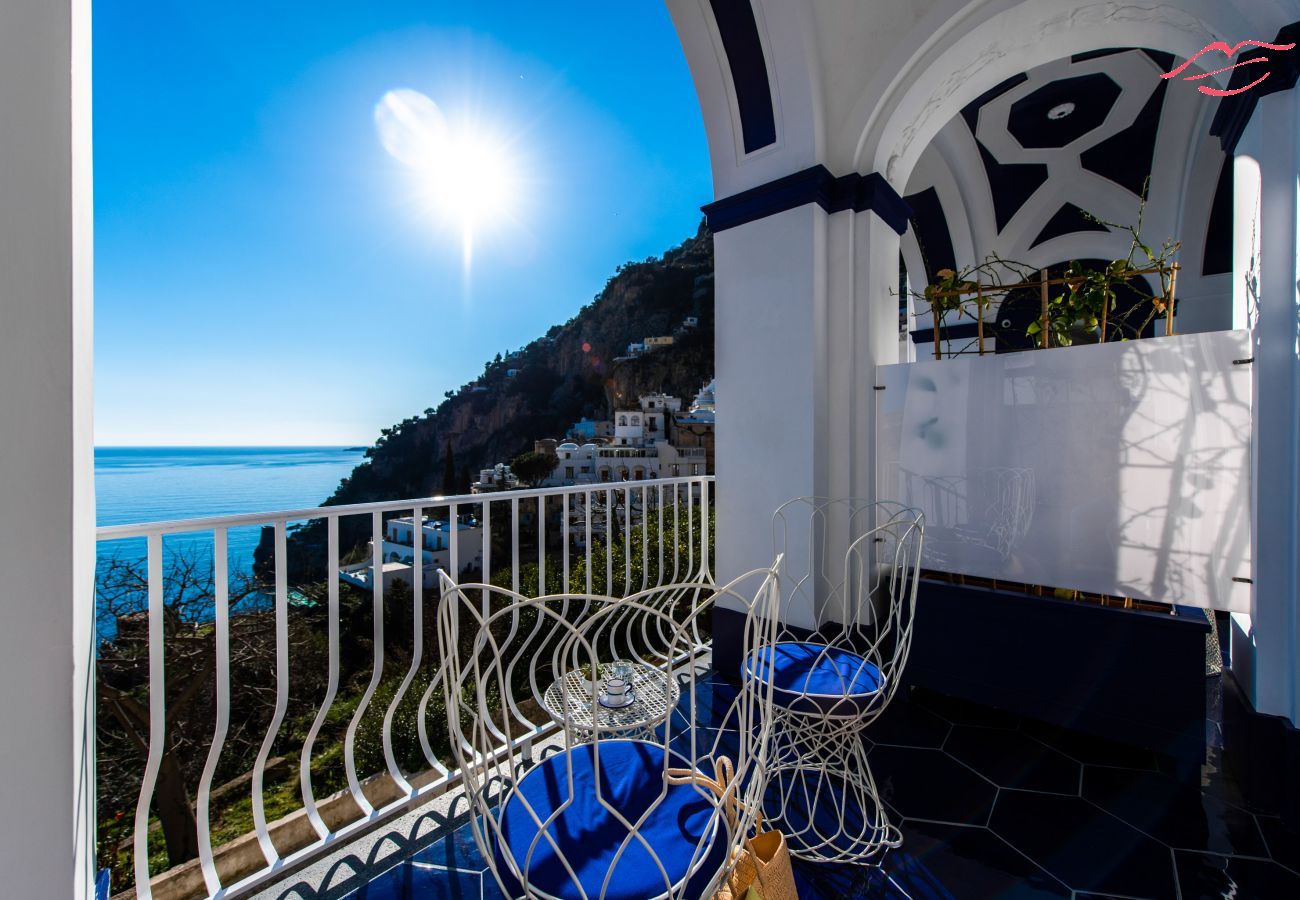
[665,756,765,835]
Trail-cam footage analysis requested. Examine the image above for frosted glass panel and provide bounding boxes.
[876,331,1252,612]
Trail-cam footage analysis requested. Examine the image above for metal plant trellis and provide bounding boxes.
[907,185,1182,359]
[916,263,1181,360]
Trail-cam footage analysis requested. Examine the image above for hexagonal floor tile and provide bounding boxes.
[790,857,896,899]
[1021,718,1159,769]
[869,744,998,825]
[866,697,952,748]
[1082,765,1267,857]
[989,790,1177,897]
[347,861,490,900]
[913,688,1022,729]
[945,726,1081,794]
[1174,850,1300,898]
[1257,815,1300,875]
[884,820,1071,898]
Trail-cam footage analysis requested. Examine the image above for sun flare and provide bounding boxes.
[375,88,520,265]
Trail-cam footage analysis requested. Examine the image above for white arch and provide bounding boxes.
[846,0,1277,191]
[666,0,825,196]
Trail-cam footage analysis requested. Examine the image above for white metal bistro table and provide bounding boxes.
[542,661,680,739]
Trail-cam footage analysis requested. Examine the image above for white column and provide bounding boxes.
[0,0,96,895]
[714,204,824,627]
[714,200,903,628]
[1232,91,1300,725]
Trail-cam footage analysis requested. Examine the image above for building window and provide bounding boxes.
[565,466,574,478]
[619,415,628,426]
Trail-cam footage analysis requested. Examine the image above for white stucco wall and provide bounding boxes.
[714,205,821,624]
[0,0,96,894]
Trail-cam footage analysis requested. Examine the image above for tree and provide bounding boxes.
[509,450,559,488]
[441,441,457,494]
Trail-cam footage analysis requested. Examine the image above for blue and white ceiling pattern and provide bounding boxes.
[901,48,1234,346]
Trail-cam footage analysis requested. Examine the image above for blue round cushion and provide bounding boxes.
[744,641,886,715]
[496,739,725,900]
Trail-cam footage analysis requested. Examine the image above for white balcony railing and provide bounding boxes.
[95,475,715,899]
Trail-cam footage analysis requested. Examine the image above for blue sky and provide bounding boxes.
[93,1,711,446]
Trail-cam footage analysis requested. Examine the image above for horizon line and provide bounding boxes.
[95,443,370,449]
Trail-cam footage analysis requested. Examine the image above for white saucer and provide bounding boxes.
[599,691,637,709]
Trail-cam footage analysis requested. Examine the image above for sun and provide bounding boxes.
[374,88,520,264]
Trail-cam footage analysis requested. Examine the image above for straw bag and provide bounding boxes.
[667,757,799,900]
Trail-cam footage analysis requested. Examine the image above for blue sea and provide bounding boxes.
[95,446,366,588]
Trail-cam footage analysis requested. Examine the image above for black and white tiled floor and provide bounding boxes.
[337,676,1300,900]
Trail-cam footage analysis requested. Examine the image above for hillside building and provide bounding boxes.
[339,515,483,591]
[670,380,716,473]
[568,417,613,441]
[471,462,518,493]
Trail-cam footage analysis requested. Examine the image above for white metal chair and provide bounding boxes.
[436,566,781,900]
[748,498,924,863]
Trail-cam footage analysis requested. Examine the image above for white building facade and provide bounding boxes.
[339,515,484,590]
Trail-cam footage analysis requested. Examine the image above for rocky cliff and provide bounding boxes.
[257,222,715,581]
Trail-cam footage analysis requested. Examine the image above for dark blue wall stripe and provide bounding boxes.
[701,165,912,235]
[1202,155,1234,276]
[910,322,981,345]
[903,186,956,280]
[708,0,777,153]
[1031,202,1109,248]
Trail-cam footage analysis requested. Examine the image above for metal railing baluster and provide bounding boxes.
[585,490,593,595]
[641,484,649,592]
[196,528,231,894]
[562,493,570,592]
[251,521,290,866]
[623,485,632,594]
[300,515,340,840]
[605,486,614,594]
[343,511,386,818]
[510,496,520,594]
[382,506,423,796]
[133,533,166,900]
[656,483,665,588]
[537,494,546,594]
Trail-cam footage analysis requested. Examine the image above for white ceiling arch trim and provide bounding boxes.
[847,0,1268,192]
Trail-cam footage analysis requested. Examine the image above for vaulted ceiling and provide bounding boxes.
[901,48,1233,338]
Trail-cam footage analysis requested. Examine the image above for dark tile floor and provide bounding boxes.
[348,675,1300,899]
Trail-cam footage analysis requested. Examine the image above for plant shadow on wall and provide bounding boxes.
[900,182,1181,359]
[885,180,1252,612]
[1106,340,1253,609]
[880,328,1251,611]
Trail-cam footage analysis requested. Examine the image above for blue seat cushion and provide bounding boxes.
[496,739,725,900]
[744,641,885,715]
